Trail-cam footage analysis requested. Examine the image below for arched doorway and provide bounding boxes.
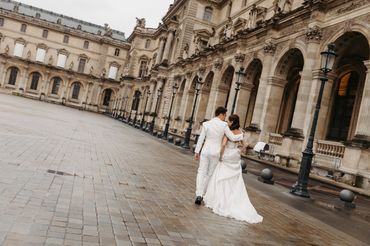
[102,88,113,107]
[244,59,262,128]
[71,82,82,100]
[196,71,214,128]
[326,32,369,141]
[275,48,304,134]
[28,72,41,91]
[220,66,234,108]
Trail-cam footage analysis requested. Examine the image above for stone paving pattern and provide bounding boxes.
[0,95,366,246]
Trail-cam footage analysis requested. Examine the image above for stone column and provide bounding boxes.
[162,30,175,64]
[236,83,254,128]
[155,37,166,65]
[17,66,29,92]
[288,26,323,138]
[93,84,102,105]
[353,60,370,146]
[250,43,276,131]
[205,64,223,119]
[226,53,246,112]
[179,79,194,130]
[147,82,156,112]
[41,71,51,99]
[150,79,164,113]
[0,61,6,87]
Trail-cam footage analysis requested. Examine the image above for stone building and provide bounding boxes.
[0,0,370,190]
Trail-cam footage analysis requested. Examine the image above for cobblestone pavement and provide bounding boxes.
[0,94,367,246]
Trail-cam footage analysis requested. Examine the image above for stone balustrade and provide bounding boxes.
[315,140,345,158]
[269,133,283,145]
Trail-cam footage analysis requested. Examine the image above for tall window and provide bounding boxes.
[83,40,89,49]
[57,53,67,67]
[71,83,81,99]
[36,48,46,62]
[78,58,86,73]
[13,42,24,57]
[0,18,4,26]
[145,39,151,49]
[42,29,48,38]
[203,7,213,21]
[8,67,18,85]
[103,89,113,106]
[63,35,69,44]
[108,65,118,79]
[51,77,61,95]
[20,24,27,32]
[114,48,120,56]
[138,60,148,78]
[30,73,40,90]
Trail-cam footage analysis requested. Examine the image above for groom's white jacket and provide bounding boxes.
[194,117,243,156]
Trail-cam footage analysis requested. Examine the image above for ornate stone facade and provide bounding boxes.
[1,0,370,190]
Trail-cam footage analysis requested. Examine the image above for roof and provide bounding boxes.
[0,0,126,42]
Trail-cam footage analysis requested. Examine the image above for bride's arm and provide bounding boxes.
[219,136,228,161]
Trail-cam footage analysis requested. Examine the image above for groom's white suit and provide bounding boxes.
[194,117,243,197]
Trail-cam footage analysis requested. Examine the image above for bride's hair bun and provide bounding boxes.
[229,114,240,130]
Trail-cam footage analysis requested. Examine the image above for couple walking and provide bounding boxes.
[194,106,263,223]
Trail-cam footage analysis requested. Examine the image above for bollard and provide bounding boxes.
[157,132,162,138]
[258,168,274,185]
[168,135,174,143]
[339,189,356,209]
[174,138,182,146]
[241,159,247,173]
[152,130,157,136]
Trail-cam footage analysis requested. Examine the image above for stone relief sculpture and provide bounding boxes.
[101,68,106,78]
[207,28,216,47]
[274,0,293,15]
[135,18,146,28]
[246,5,258,29]
[48,55,53,65]
[193,35,202,54]
[90,66,94,75]
[4,45,9,55]
[69,61,74,70]
[224,17,234,40]
[282,0,293,13]
[26,50,31,60]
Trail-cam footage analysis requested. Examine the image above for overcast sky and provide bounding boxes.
[17,0,173,35]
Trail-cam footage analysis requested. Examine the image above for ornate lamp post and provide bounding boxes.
[163,83,179,139]
[291,43,337,198]
[141,89,151,129]
[231,67,246,115]
[150,87,163,133]
[183,77,203,149]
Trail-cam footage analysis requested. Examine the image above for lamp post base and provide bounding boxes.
[290,186,310,198]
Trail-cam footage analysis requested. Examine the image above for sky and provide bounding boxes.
[17,0,173,35]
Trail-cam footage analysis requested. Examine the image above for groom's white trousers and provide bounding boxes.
[196,153,219,197]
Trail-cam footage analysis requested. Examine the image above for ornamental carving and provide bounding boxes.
[234,52,245,63]
[213,57,224,70]
[263,42,277,54]
[305,25,323,42]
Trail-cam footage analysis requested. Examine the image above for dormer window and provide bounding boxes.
[77,24,82,30]
[20,23,27,32]
[57,18,62,24]
[83,40,89,49]
[114,48,120,56]
[145,39,151,49]
[35,13,41,19]
[42,29,48,38]
[63,35,69,44]
[203,7,213,22]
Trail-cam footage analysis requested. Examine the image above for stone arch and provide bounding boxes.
[49,76,63,95]
[273,48,305,134]
[27,71,42,91]
[5,66,20,86]
[101,88,115,107]
[325,31,369,142]
[70,81,83,100]
[219,65,235,108]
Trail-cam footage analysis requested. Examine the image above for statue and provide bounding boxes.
[48,55,53,65]
[13,3,20,12]
[135,18,146,28]
[273,0,282,15]
[4,45,9,55]
[101,68,106,78]
[69,61,74,70]
[224,17,234,40]
[282,0,293,13]
[103,23,113,37]
[26,50,31,60]
[89,66,94,75]
[182,43,189,60]
[193,35,202,54]
[246,5,258,29]
[207,28,216,47]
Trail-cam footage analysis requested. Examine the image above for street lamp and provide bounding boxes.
[163,83,179,139]
[150,87,163,133]
[231,67,246,115]
[291,43,337,198]
[141,89,151,129]
[183,77,203,149]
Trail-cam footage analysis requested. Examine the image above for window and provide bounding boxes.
[63,35,69,44]
[57,53,67,67]
[36,48,46,62]
[114,48,120,56]
[138,60,148,78]
[145,39,151,49]
[0,18,4,26]
[83,40,89,49]
[8,67,18,85]
[71,83,81,99]
[108,65,118,79]
[77,24,82,30]
[35,13,41,19]
[13,43,24,57]
[42,29,48,38]
[51,77,61,95]
[203,7,213,21]
[30,73,40,90]
[20,24,27,32]
[78,58,86,73]
[103,89,113,106]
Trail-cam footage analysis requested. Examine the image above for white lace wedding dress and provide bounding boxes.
[204,138,263,223]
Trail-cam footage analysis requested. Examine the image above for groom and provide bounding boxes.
[194,106,243,205]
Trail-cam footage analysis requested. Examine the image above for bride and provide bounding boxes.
[204,114,263,223]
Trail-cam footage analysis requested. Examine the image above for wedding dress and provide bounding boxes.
[204,137,263,223]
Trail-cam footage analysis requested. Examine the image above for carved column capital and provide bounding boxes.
[213,58,224,70]
[234,52,246,63]
[263,42,277,55]
[305,25,323,43]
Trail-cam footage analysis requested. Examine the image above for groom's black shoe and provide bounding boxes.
[195,196,203,205]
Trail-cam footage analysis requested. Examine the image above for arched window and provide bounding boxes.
[42,29,48,38]
[63,35,69,44]
[51,77,62,95]
[30,72,41,90]
[145,39,151,49]
[8,67,19,85]
[138,60,148,78]
[78,58,87,73]
[203,7,213,21]
[83,40,89,49]
[71,82,81,99]
[0,18,4,27]
[131,90,141,111]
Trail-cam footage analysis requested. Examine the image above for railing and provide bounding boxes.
[315,140,345,158]
[269,133,283,145]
